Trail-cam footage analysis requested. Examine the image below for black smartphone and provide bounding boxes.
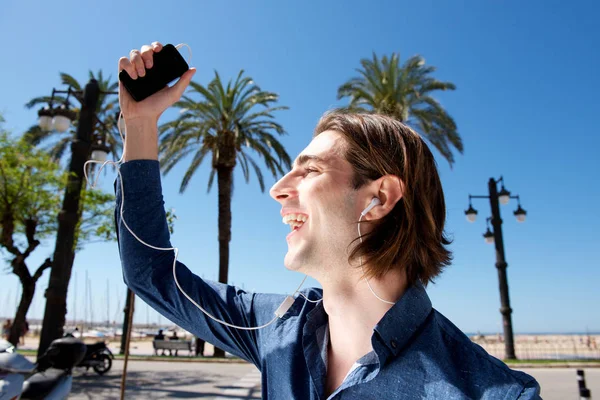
[119,44,189,102]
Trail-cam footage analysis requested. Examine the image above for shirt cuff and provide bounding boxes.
[118,160,162,195]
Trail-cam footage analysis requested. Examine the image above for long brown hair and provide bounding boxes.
[314,110,452,286]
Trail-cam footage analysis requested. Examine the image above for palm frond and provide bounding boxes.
[237,152,250,182]
[206,169,216,193]
[338,52,462,165]
[244,153,265,192]
[179,147,211,193]
[60,73,81,91]
[25,95,68,109]
[22,125,51,146]
[48,137,72,162]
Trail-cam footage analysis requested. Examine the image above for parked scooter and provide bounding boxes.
[75,341,113,375]
[64,330,113,375]
[0,337,86,400]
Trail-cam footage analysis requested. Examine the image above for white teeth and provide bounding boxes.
[282,213,308,225]
[288,221,304,231]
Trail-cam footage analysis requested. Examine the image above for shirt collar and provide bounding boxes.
[304,282,432,359]
[373,282,433,360]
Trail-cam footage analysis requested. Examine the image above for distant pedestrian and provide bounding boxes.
[168,331,180,356]
[20,320,29,345]
[154,329,167,355]
[2,319,11,340]
[195,337,205,357]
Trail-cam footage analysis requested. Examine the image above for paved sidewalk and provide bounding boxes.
[520,368,599,400]
[69,359,260,399]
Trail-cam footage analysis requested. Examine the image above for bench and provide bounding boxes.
[152,340,193,356]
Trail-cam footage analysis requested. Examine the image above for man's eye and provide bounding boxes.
[304,168,318,176]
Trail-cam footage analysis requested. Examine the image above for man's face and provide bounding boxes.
[270,130,364,277]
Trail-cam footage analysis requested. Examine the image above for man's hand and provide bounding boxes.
[118,42,196,122]
[118,42,196,161]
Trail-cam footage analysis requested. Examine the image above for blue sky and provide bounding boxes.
[1,0,598,334]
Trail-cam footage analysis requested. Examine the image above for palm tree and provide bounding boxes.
[338,53,463,166]
[24,70,122,164]
[159,70,291,328]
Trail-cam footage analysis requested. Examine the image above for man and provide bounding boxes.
[194,336,205,357]
[153,329,168,356]
[154,329,165,341]
[20,320,29,345]
[168,330,180,356]
[116,42,540,399]
[1,319,10,340]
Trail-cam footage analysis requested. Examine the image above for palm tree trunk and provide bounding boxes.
[213,165,234,358]
[217,166,233,284]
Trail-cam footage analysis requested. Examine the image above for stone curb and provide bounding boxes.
[506,362,600,368]
[116,356,248,363]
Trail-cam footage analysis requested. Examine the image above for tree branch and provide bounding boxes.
[80,210,103,225]
[22,238,40,259]
[1,211,22,257]
[32,257,52,282]
[23,219,40,258]
[12,166,32,205]
[11,258,31,283]
[0,162,11,204]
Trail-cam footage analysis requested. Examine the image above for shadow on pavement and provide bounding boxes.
[69,369,259,399]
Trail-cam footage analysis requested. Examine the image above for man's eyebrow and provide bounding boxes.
[294,154,328,168]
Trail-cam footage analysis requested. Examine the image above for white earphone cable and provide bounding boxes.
[298,292,322,303]
[175,43,192,61]
[358,215,396,305]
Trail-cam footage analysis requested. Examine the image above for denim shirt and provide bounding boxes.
[115,160,541,400]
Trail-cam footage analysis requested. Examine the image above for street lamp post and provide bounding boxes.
[465,177,527,360]
[36,79,116,357]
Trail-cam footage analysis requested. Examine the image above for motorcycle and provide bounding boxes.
[0,336,86,400]
[64,331,113,375]
[75,341,113,375]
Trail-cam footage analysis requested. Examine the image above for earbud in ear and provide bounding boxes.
[361,197,381,216]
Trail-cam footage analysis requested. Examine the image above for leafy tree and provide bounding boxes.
[338,53,463,166]
[0,119,115,346]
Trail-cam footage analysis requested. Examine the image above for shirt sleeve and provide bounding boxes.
[114,160,285,368]
[516,377,541,399]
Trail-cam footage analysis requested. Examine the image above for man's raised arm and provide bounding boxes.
[114,42,286,367]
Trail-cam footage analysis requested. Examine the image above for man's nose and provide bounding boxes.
[270,174,298,202]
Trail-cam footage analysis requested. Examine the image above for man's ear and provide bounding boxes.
[368,175,404,219]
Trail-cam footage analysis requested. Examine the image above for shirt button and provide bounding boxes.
[390,340,397,349]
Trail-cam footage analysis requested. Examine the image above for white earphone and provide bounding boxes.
[357,197,396,305]
[361,197,381,216]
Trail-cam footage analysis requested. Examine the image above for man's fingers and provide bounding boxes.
[130,49,145,78]
[140,45,154,69]
[118,80,134,105]
[151,42,163,52]
[170,68,197,101]
[119,57,137,80]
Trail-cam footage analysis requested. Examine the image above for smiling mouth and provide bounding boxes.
[282,214,308,240]
[282,213,308,231]
[289,221,304,231]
